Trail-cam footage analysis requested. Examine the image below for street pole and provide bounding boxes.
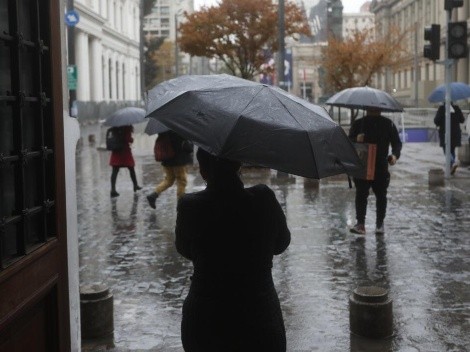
[444,9,453,179]
[140,0,145,99]
[277,0,285,90]
[174,14,178,77]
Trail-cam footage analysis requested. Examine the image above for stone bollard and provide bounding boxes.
[349,286,393,339]
[303,177,320,190]
[428,168,444,187]
[88,134,96,144]
[80,284,114,339]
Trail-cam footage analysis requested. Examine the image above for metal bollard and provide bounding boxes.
[80,284,114,339]
[349,286,393,339]
[428,168,444,187]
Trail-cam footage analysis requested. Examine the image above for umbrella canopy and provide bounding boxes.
[427,82,470,103]
[144,117,170,135]
[103,107,146,127]
[146,74,363,179]
[326,86,403,112]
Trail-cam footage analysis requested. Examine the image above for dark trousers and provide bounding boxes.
[111,166,138,191]
[353,172,390,226]
[441,146,456,165]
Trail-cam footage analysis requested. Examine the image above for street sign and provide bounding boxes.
[67,65,77,90]
[65,10,80,27]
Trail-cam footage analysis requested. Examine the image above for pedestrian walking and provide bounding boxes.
[175,148,290,352]
[109,125,141,198]
[349,108,402,235]
[434,102,465,175]
[146,130,193,208]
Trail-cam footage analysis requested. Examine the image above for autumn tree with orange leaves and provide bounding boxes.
[178,0,310,80]
[321,26,409,93]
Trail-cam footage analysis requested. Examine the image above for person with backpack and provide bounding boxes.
[146,130,193,209]
[109,125,142,198]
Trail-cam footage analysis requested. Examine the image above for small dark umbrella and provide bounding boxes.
[144,117,170,135]
[146,74,363,179]
[326,86,403,112]
[103,107,146,127]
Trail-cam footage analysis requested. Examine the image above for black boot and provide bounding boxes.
[134,185,142,192]
[146,192,158,209]
[110,190,120,198]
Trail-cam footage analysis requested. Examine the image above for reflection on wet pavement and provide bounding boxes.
[78,125,470,351]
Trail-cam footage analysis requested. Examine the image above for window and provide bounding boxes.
[0,0,57,269]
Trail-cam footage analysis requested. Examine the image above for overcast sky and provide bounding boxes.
[194,0,367,13]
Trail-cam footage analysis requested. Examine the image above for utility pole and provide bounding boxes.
[140,0,145,99]
[277,0,285,90]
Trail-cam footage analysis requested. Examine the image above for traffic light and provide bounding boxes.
[444,0,463,11]
[448,21,468,59]
[424,24,440,61]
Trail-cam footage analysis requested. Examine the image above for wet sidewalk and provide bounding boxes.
[77,124,470,351]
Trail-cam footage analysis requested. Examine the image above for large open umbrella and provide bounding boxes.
[103,107,146,127]
[326,86,403,112]
[428,82,470,103]
[146,74,363,179]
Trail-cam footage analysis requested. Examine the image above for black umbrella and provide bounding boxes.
[144,117,170,135]
[146,74,363,179]
[103,107,146,127]
[326,86,403,112]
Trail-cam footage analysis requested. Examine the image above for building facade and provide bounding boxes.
[370,0,470,107]
[73,0,141,104]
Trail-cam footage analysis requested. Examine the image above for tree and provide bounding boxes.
[178,0,310,79]
[321,26,409,93]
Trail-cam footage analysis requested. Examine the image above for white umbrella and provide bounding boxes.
[103,107,146,127]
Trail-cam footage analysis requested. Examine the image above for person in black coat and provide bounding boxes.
[146,130,193,208]
[434,102,465,175]
[348,108,402,235]
[175,148,291,352]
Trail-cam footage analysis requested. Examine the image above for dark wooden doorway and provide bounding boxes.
[0,0,70,351]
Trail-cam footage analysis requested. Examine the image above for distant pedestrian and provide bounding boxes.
[466,112,470,144]
[146,130,193,208]
[349,108,402,235]
[175,148,290,352]
[434,102,465,175]
[109,125,141,198]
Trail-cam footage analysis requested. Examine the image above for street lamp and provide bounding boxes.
[174,9,183,77]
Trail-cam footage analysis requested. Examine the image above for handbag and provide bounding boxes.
[353,142,377,180]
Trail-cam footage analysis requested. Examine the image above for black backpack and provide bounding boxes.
[106,127,125,151]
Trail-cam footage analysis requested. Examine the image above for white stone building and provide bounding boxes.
[72,0,141,103]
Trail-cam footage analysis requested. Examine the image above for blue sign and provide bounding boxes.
[65,10,80,27]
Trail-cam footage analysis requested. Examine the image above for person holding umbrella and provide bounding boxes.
[146,130,193,209]
[433,102,465,175]
[175,148,290,351]
[104,107,147,197]
[109,125,142,198]
[348,108,402,235]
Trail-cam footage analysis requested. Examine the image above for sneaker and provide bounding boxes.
[146,192,158,209]
[350,223,366,235]
[375,224,385,235]
[451,163,458,175]
[110,190,120,198]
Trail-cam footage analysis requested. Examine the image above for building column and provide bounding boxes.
[108,0,114,28]
[111,57,117,100]
[103,53,110,101]
[75,30,90,101]
[90,37,103,101]
[118,59,124,100]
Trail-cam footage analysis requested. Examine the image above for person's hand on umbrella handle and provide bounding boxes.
[388,154,397,166]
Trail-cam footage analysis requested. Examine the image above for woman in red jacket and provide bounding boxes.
[109,125,141,197]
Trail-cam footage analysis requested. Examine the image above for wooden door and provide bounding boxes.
[0,0,70,351]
